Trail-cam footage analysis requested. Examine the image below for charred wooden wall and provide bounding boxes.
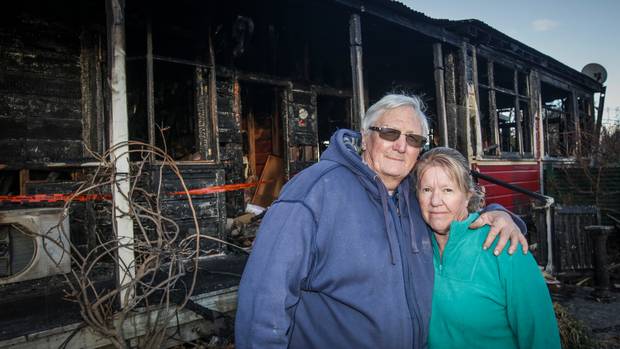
[0,10,85,166]
[287,89,318,177]
[148,164,226,241]
[217,76,245,217]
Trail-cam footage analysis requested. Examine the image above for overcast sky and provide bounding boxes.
[400,0,619,126]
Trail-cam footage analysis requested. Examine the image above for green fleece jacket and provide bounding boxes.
[428,213,561,349]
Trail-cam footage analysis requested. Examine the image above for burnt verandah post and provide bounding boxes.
[105,0,136,307]
[433,43,448,146]
[585,225,615,301]
[349,13,365,129]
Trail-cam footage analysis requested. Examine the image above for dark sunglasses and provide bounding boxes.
[368,126,427,148]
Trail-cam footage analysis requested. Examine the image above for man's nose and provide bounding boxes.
[392,134,407,152]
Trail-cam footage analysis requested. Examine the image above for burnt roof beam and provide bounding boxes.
[332,0,462,46]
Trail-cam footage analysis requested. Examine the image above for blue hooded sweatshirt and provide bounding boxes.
[235,129,435,349]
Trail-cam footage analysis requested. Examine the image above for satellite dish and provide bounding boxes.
[582,63,607,83]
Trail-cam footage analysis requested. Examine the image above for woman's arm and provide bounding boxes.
[499,250,561,349]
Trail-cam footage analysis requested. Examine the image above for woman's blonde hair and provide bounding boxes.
[414,147,484,212]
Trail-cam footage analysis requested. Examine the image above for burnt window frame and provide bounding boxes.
[124,15,221,164]
[477,58,533,158]
[541,91,572,158]
[539,79,596,159]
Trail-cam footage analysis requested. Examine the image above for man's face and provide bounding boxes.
[362,106,423,191]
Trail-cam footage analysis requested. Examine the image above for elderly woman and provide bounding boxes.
[415,147,560,349]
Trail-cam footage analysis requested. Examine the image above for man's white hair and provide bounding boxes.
[361,94,429,137]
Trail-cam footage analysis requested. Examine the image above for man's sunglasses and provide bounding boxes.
[368,126,427,148]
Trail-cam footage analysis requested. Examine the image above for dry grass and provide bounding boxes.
[554,302,597,349]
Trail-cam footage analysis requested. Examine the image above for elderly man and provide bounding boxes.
[235,94,527,349]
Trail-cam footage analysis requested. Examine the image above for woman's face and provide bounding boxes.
[417,165,471,235]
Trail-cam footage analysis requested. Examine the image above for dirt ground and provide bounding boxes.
[556,285,620,348]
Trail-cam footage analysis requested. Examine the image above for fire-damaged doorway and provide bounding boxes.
[317,95,352,155]
[239,82,285,209]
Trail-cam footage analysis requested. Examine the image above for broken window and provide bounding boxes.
[541,82,574,157]
[477,59,532,157]
[240,83,283,180]
[578,96,594,155]
[317,95,351,154]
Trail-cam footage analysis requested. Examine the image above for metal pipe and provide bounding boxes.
[471,169,556,272]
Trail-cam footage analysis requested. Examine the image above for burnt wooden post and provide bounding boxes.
[585,225,615,301]
[433,43,448,146]
[106,0,136,306]
[592,86,606,160]
[146,17,156,158]
[470,46,483,156]
[349,13,365,129]
[571,89,581,155]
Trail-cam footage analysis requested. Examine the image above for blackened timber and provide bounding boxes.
[433,43,448,146]
[333,0,461,46]
[80,29,105,155]
[444,51,458,149]
[529,70,542,158]
[195,67,211,159]
[456,42,471,158]
[514,69,523,155]
[313,85,353,98]
[571,89,582,155]
[592,86,606,160]
[349,13,365,129]
[146,18,156,158]
[488,61,500,155]
[208,26,220,162]
[471,46,483,157]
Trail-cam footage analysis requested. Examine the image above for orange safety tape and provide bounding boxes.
[170,181,270,196]
[0,193,112,203]
[0,181,269,203]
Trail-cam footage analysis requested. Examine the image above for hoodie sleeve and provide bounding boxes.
[235,200,316,349]
[481,203,527,235]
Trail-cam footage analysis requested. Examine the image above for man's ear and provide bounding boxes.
[361,132,368,150]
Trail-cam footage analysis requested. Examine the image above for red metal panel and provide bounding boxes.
[475,163,540,213]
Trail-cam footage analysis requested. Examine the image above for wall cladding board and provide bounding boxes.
[147,164,227,239]
[0,94,81,120]
[0,12,83,165]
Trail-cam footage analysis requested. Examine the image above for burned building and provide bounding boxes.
[0,0,604,347]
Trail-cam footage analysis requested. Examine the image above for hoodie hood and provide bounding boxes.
[321,129,421,264]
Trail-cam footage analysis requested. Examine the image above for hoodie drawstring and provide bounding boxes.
[402,189,420,254]
[377,180,398,265]
[400,180,420,253]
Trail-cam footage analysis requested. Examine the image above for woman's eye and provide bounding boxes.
[422,187,431,193]
[443,188,453,193]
